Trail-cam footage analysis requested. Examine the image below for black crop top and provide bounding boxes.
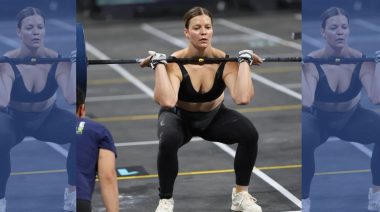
[8,56,60,102]
[310,55,364,103]
[178,61,226,103]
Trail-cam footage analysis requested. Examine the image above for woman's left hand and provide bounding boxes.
[238,50,263,66]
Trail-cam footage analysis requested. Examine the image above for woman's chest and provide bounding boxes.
[16,64,52,92]
[320,64,357,93]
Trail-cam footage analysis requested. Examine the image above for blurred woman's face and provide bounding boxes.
[17,15,45,49]
[321,15,349,49]
[184,14,213,49]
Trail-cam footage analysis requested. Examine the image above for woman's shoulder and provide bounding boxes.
[43,48,59,58]
[307,49,323,58]
[3,49,19,57]
[347,47,363,58]
[171,49,186,58]
[211,48,226,58]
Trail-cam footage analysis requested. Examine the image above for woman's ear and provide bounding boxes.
[320,28,326,39]
[184,28,189,40]
[16,28,21,39]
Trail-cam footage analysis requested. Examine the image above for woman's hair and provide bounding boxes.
[183,6,213,29]
[16,7,45,28]
[321,7,349,28]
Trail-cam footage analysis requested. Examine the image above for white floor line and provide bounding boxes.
[115,137,204,147]
[0,34,18,48]
[353,19,380,33]
[327,137,373,158]
[23,137,68,158]
[88,22,303,208]
[302,33,323,48]
[217,18,301,50]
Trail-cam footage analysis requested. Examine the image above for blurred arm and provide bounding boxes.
[98,148,119,212]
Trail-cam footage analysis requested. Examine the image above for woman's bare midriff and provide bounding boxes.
[176,94,224,112]
[313,94,361,112]
[9,96,56,112]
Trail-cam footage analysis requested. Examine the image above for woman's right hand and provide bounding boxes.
[138,52,153,68]
[138,51,167,69]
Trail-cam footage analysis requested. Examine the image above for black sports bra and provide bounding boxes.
[309,55,364,102]
[177,61,226,103]
[7,56,60,102]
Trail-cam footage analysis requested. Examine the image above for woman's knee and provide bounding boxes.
[237,122,259,148]
[0,114,17,150]
[158,129,184,153]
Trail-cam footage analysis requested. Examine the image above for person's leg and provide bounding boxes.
[34,106,76,186]
[337,106,380,187]
[157,109,191,199]
[0,112,23,200]
[76,199,92,212]
[336,106,380,210]
[200,105,260,211]
[201,106,258,188]
[301,111,324,200]
[33,106,76,211]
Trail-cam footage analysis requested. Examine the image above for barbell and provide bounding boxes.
[1,23,377,98]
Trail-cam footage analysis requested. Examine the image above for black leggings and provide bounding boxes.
[157,104,259,199]
[302,105,380,199]
[77,199,91,212]
[0,105,76,198]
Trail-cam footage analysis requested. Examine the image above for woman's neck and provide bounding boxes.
[19,45,43,57]
[186,44,212,57]
[323,45,347,57]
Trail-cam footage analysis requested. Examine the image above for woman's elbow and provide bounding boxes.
[154,96,177,108]
[233,94,253,105]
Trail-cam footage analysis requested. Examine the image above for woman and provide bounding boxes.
[301,7,380,212]
[0,7,76,212]
[140,6,263,212]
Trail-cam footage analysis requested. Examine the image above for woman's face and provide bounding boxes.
[184,14,213,49]
[321,14,349,49]
[17,15,45,49]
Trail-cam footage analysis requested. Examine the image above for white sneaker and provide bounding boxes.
[0,198,5,212]
[155,198,174,212]
[302,198,310,212]
[231,188,262,212]
[369,188,380,211]
[63,187,76,211]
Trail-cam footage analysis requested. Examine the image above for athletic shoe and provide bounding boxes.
[231,188,262,212]
[63,187,76,211]
[0,198,5,212]
[302,198,310,212]
[155,198,174,212]
[369,188,380,211]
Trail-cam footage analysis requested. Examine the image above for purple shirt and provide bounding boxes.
[76,117,116,201]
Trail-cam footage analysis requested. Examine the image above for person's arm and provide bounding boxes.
[301,62,318,107]
[140,51,180,108]
[98,148,119,212]
[224,50,262,105]
[56,51,76,104]
[0,63,14,109]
